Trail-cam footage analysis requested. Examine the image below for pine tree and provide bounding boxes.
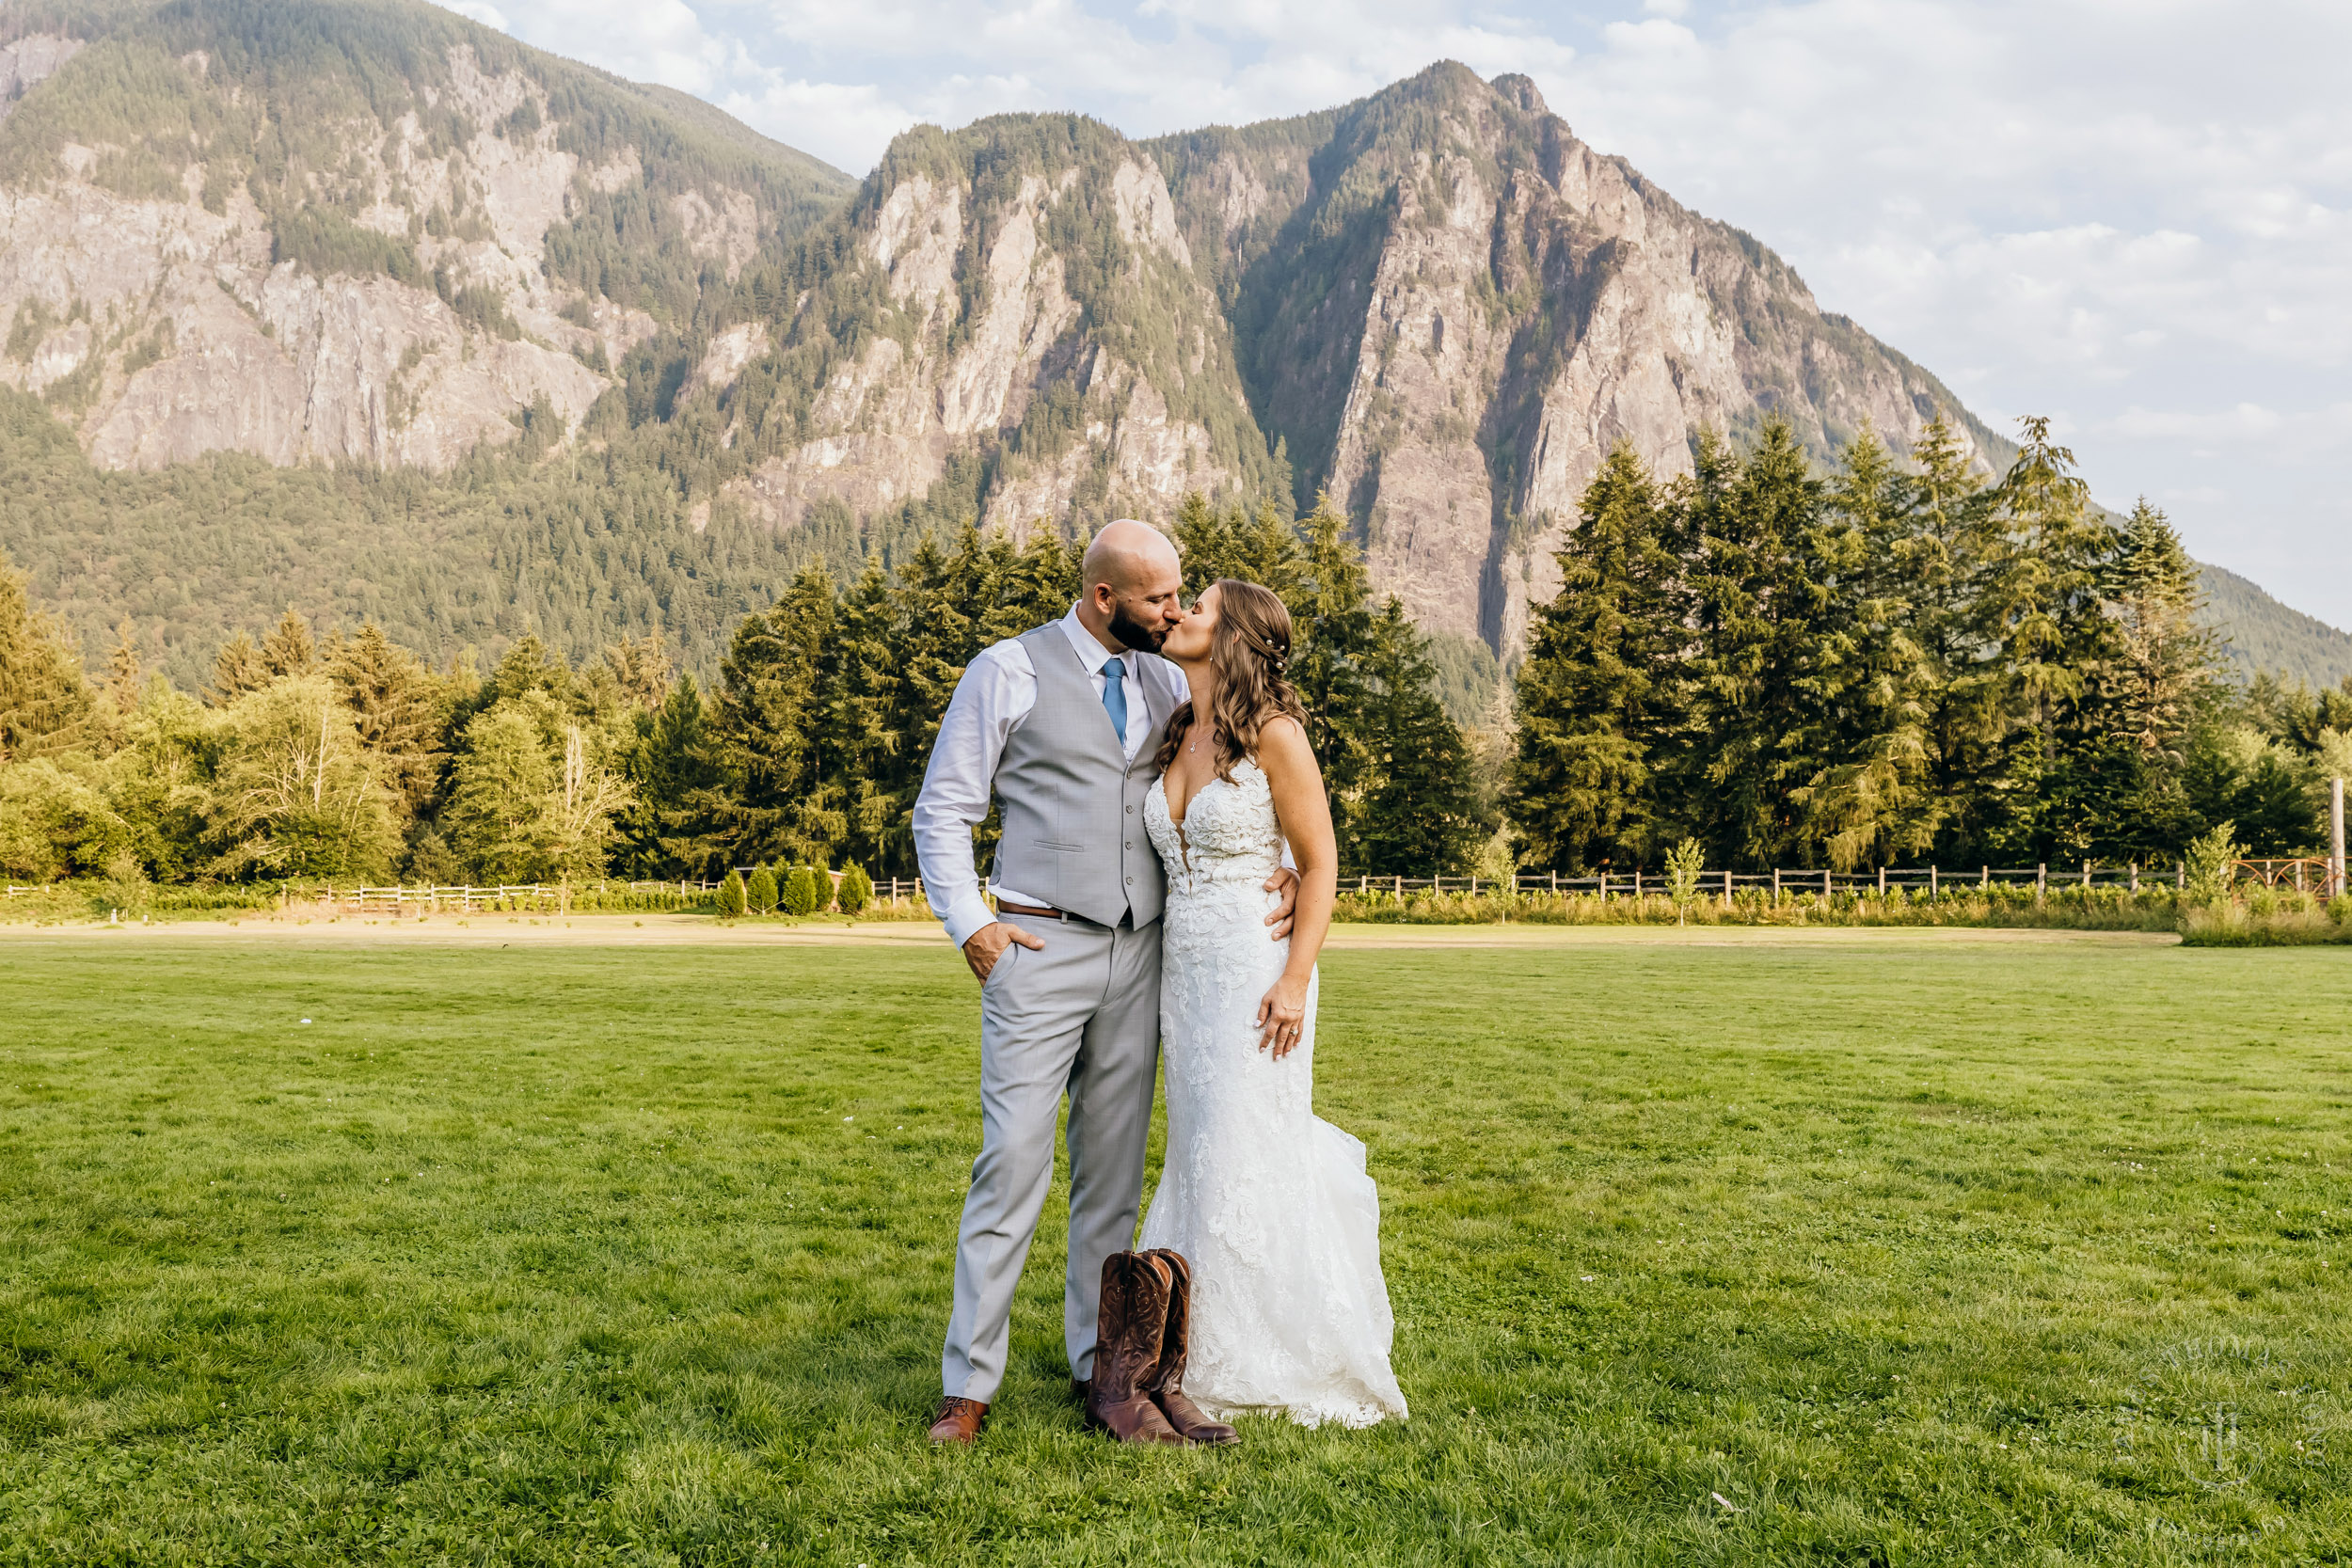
[1687,420,1825,868]
[261,608,317,678]
[1290,488,1376,835]
[1982,416,2128,858]
[1896,414,2006,857]
[2110,499,2216,763]
[602,632,672,710]
[209,629,272,705]
[1508,441,1688,872]
[1790,427,1942,869]
[328,624,445,822]
[619,673,727,879]
[821,561,903,871]
[707,565,839,865]
[0,551,98,763]
[104,619,144,716]
[1358,598,1484,875]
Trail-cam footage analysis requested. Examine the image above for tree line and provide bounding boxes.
[6,414,2349,893]
[0,493,1490,889]
[1510,416,2352,872]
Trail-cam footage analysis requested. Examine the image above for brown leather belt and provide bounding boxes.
[994,899,1068,922]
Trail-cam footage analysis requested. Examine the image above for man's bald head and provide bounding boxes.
[1075,517,1185,655]
[1082,517,1179,596]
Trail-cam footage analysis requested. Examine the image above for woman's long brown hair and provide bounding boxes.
[1155,578,1310,782]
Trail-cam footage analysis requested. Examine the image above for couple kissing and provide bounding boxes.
[911,517,1408,1446]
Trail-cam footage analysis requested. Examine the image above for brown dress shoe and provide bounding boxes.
[927,1395,988,1445]
[1083,1252,1186,1444]
[1144,1248,1240,1447]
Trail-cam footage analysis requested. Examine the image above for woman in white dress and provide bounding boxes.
[1136,578,1409,1430]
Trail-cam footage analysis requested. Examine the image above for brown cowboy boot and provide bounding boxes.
[1082,1252,1185,1444]
[1144,1249,1240,1447]
[927,1395,987,1445]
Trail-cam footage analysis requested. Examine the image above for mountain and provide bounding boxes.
[694,63,2011,665]
[0,1,2343,695]
[0,0,850,471]
[2198,564,2352,688]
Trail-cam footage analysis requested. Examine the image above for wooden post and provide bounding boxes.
[2175,861,2184,890]
[1599,872,1608,900]
[2037,863,2046,904]
[1359,874,1367,894]
[1549,869,1558,893]
[1980,864,1988,889]
[2083,860,2091,888]
[1634,868,1643,896]
[1824,867,1832,898]
[1723,868,1732,907]
[1470,875,1479,896]
[1877,865,1886,895]
[2332,778,2345,899]
[1930,864,1939,902]
[2130,863,2139,894]
[1772,868,1782,902]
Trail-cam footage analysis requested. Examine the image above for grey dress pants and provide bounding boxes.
[941,912,1162,1402]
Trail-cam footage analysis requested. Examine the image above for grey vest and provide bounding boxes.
[990,623,1171,928]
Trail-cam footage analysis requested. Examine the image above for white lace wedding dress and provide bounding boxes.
[1138,757,1408,1429]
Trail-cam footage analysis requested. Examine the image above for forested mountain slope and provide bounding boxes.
[0,0,850,470]
[0,1,2341,695]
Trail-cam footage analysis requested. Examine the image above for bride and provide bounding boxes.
[1137,578,1409,1430]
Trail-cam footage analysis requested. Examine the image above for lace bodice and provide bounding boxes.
[1143,757,1283,892]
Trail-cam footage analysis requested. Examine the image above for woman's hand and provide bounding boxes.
[1256,973,1309,1059]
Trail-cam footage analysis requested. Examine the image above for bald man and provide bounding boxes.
[911,518,1297,1444]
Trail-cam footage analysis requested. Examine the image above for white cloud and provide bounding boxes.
[470,0,2352,627]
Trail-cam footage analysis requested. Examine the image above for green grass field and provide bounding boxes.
[2,927,2347,1565]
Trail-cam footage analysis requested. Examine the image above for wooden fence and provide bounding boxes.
[11,858,2343,911]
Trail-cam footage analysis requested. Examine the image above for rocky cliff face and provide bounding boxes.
[704,126,1278,546]
[674,64,2004,659]
[0,4,848,473]
[1152,66,2009,657]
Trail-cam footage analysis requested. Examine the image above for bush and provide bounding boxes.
[838,863,873,915]
[745,863,778,915]
[783,864,824,916]
[717,868,747,918]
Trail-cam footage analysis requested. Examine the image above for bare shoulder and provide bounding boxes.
[1251,714,1315,774]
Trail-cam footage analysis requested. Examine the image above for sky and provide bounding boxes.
[447,0,2352,631]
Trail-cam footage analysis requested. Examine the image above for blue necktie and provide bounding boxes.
[1101,657,1128,748]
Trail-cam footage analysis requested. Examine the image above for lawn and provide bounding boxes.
[1,927,2347,1565]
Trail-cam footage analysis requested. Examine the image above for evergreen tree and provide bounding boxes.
[0,551,99,763]
[1358,597,1484,875]
[328,624,445,823]
[1508,441,1688,871]
[444,704,559,882]
[745,863,779,914]
[1790,427,1942,869]
[2110,499,2217,764]
[261,608,318,678]
[209,630,273,705]
[820,562,905,871]
[1983,416,2128,858]
[707,565,839,865]
[619,673,726,878]
[1896,415,2006,858]
[602,632,672,711]
[104,619,144,717]
[1290,488,1376,837]
[1687,420,1826,868]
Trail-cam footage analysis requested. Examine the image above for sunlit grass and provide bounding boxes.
[1,929,2347,1563]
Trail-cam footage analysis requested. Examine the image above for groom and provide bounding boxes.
[911,519,1296,1445]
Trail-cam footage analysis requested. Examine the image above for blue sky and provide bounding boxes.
[446,0,2352,632]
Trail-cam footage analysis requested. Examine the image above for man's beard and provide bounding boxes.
[1108,600,1167,653]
